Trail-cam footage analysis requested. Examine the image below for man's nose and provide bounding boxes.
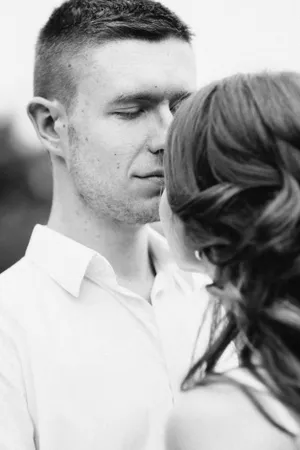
[148,107,173,155]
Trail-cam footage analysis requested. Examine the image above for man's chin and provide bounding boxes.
[122,212,160,226]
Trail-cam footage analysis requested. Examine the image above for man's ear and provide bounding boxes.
[27,97,68,159]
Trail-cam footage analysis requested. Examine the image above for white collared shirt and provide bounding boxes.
[0,225,234,450]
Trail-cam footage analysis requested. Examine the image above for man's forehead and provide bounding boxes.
[74,38,196,100]
[85,39,195,78]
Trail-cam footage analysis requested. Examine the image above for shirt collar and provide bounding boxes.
[25,225,114,297]
[25,224,197,298]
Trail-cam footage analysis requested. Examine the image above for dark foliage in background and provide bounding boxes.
[0,121,52,273]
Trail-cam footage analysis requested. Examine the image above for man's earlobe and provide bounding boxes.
[27,97,67,158]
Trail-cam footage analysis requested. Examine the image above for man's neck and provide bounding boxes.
[48,195,156,294]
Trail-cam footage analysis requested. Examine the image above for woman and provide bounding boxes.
[160,72,300,449]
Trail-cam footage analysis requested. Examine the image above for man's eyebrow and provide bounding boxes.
[109,90,192,106]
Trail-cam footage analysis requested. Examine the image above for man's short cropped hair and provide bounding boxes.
[34,0,193,111]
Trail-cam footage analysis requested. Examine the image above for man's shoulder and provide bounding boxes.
[0,257,30,286]
[0,256,47,311]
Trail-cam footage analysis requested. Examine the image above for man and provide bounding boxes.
[0,1,224,449]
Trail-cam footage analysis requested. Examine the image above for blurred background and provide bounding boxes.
[1,0,300,272]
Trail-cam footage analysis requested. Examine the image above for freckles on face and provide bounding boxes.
[64,39,196,223]
[71,38,196,172]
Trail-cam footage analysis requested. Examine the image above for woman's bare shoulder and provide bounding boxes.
[166,382,295,450]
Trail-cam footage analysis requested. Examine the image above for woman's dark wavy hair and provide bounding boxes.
[165,71,300,434]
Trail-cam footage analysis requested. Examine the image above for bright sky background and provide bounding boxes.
[1,0,300,147]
